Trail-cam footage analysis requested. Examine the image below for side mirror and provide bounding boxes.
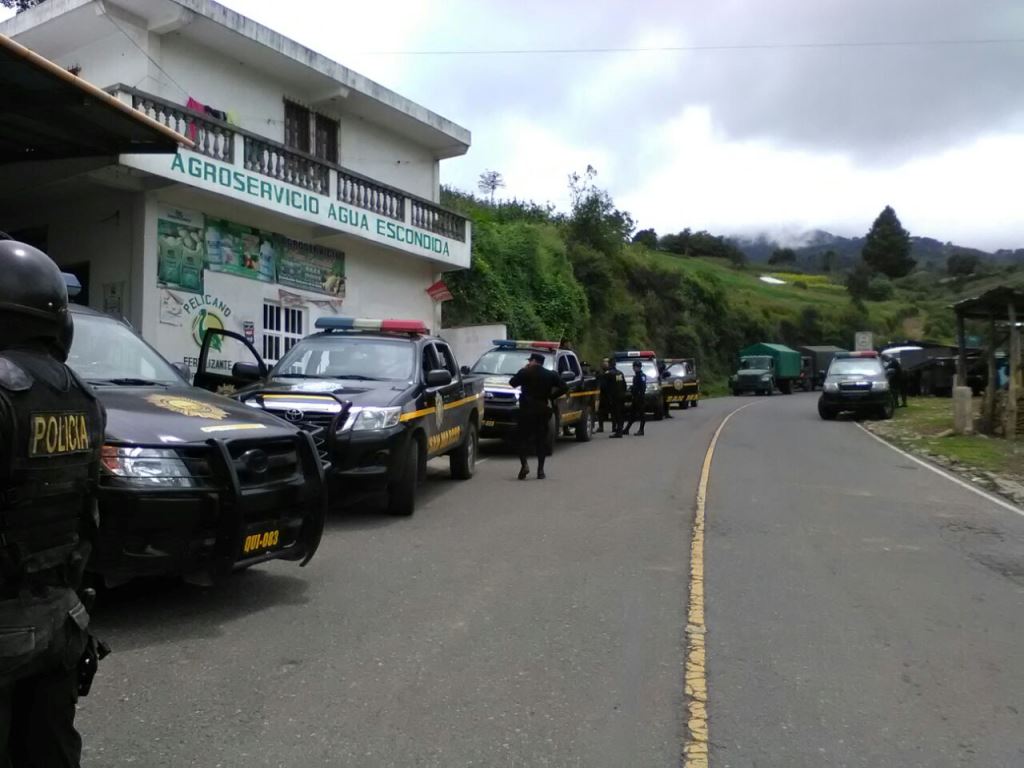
[460,365,471,376]
[232,362,263,381]
[426,368,453,387]
[561,370,576,382]
[172,362,192,380]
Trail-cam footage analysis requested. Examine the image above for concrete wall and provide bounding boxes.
[440,325,509,369]
[339,116,439,202]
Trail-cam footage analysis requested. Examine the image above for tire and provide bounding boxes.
[879,400,895,420]
[387,438,420,516]
[681,399,690,410]
[780,380,792,395]
[575,406,593,442]
[450,421,477,480]
[766,382,774,397]
[818,400,836,420]
[731,389,740,397]
[652,400,665,421]
[692,396,699,408]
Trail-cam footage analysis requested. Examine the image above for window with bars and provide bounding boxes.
[262,302,306,363]
[284,100,338,163]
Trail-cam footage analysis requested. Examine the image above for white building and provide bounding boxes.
[0,0,471,373]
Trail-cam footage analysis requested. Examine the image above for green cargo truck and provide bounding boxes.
[730,342,802,396]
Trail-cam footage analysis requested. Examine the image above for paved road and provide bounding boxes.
[78,395,1024,766]
[80,402,727,767]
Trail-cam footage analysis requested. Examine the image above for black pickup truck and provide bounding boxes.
[661,357,700,410]
[471,340,599,453]
[64,293,325,588]
[192,317,484,517]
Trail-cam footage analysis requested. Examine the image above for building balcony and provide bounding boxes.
[109,85,470,268]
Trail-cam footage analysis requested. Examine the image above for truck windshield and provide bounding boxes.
[473,350,554,375]
[829,360,883,377]
[740,356,773,370]
[619,360,659,379]
[67,312,184,385]
[272,336,415,382]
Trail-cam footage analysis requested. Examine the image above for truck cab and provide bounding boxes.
[731,355,777,396]
[472,340,599,452]
[192,317,484,517]
[63,280,325,588]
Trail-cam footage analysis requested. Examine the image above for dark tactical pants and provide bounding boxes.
[625,398,646,434]
[0,591,88,768]
[0,665,81,767]
[517,409,550,466]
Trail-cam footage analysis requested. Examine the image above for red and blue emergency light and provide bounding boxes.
[837,351,879,359]
[315,317,429,335]
[614,350,656,359]
[492,339,561,351]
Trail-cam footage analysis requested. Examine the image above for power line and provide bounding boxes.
[355,38,1024,56]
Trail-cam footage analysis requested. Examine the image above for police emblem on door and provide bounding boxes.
[434,391,444,430]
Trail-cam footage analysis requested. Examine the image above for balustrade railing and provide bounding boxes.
[132,94,234,162]
[338,171,404,221]
[243,136,330,196]
[411,199,467,242]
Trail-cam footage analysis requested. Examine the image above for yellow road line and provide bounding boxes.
[684,402,754,768]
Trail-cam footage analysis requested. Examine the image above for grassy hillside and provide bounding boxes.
[440,187,979,390]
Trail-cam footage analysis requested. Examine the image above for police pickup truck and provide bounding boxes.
[63,281,324,588]
[471,340,599,453]
[614,350,666,420]
[192,317,484,517]
[661,357,700,411]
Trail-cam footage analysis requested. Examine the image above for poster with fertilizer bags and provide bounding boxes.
[157,206,205,293]
[204,218,277,283]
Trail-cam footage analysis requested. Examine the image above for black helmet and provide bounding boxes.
[0,240,72,361]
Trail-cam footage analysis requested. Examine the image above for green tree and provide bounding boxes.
[632,228,658,249]
[846,262,874,299]
[862,205,914,277]
[768,247,797,266]
[567,166,635,254]
[820,249,839,273]
[946,252,980,277]
[659,229,691,255]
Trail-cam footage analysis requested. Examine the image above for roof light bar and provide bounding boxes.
[492,339,561,351]
[61,272,82,297]
[315,317,429,334]
[614,350,656,359]
[838,351,879,358]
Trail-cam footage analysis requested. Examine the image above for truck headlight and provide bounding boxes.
[872,380,890,391]
[823,382,839,393]
[349,407,402,431]
[101,445,196,488]
[761,374,771,381]
[646,382,660,393]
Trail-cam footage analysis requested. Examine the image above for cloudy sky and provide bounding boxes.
[14,0,1024,250]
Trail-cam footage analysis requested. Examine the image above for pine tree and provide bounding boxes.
[861,205,914,278]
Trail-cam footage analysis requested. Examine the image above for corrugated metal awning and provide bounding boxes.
[0,32,189,164]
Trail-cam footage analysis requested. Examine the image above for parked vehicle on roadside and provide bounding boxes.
[192,317,484,517]
[472,340,599,452]
[798,345,847,390]
[661,357,700,409]
[730,343,802,395]
[818,351,894,421]
[614,350,666,420]
[64,278,325,588]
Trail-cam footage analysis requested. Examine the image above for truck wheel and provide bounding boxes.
[681,399,690,410]
[879,400,895,420]
[450,422,477,480]
[692,396,699,408]
[780,380,792,395]
[575,407,593,442]
[387,439,420,516]
[818,401,837,420]
[766,382,774,397]
[652,400,665,421]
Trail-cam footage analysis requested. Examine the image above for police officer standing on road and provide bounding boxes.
[0,240,106,767]
[510,352,568,480]
[623,360,648,436]
[884,354,908,408]
[595,358,626,437]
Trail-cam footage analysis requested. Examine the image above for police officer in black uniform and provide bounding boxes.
[510,352,568,480]
[623,360,648,436]
[0,240,106,767]
[595,357,626,437]
[886,355,908,408]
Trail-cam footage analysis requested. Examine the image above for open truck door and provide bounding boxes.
[194,328,268,395]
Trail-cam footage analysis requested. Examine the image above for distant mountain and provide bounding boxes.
[730,230,1009,272]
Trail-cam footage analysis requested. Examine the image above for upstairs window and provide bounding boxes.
[284,100,338,163]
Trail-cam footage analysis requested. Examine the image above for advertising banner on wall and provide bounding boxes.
[204,218,278,283]
[277,238,346,297]
[157,205,205,294]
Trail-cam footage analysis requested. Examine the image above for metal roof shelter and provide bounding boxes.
[0,32,188,164]
[952,287,1024,436]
